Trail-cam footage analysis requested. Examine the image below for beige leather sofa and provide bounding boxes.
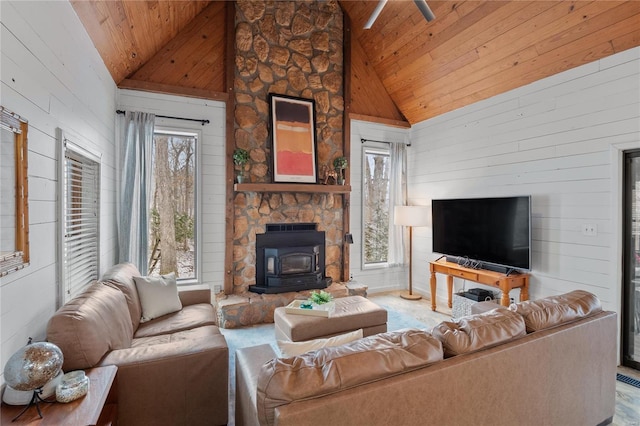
[46,263,228,426]
[236,290,616,426]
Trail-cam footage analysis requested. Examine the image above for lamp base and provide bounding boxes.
[11,388,53,422]
[400,292,422,301]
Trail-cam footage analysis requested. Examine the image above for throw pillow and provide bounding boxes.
[277,329,363,358]
[134,273,182,323]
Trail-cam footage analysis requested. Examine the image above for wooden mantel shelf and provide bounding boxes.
[234,183,351,194]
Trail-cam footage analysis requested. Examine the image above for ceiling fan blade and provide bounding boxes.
[363,0,388,29]
[414,0,436,22]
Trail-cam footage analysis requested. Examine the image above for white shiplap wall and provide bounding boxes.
[117,90,226,292]
[349,120,410,293]
[0,1,117,383]
[408,47,640,314]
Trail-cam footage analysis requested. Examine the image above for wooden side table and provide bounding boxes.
[1,365,117,425]
[429,259,530,311]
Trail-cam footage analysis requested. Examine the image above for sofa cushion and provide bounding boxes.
[509,290,602,332]
[134,272,182,323]
[432,308,526,357]
[134,303,217,338]
[46,283,133,371]
[131,324,223,348]
[257,328,442,426]
[277,329,363,358]
[101,262,143,330]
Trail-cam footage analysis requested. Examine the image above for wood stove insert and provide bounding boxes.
[251,223,332,294]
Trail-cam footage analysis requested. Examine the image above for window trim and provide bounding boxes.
[152,124,202,285]
[58,131,101,306]
[361,144,391,270]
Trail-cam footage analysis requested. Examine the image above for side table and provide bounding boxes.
[429,259,530,311]
[1,365,118,425]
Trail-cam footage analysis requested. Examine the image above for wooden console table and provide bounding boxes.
[1,365,117,425]
[429,259,530,311]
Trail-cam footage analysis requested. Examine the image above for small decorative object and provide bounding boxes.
[309,290,333,305]
[56,370,90,403]
[269,93,318,183]
[233,148,249,184]
[333,156,348,185]
[3,338,64,421]
[320,164,338,185]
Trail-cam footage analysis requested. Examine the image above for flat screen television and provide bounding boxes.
[432,196,531,272]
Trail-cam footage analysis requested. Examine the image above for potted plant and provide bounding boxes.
[333,156,348,185]
[233,148,249,183]
[306,290,335,312]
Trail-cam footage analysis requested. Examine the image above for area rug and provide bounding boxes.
[219,299,443,425]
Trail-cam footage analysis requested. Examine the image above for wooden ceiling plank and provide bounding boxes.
[338,1,374,30]
[72,1,136,82]
[364,1,463,68]
[534,1,640,56]
[408,1,599,102]
[130,2,223,85]
[429,15,640,119]
[423,40,618,121]
[103,2,144,82]
[354,2,432,58]
[384,3,556,102]
[381,1,535,95]
[350,35,405,121]
[175,42,221,88]
[369,0,505,83]
[612,25,640,54]
[366,7,454,70]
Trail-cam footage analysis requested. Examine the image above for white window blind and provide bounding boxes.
[61,141,100,303]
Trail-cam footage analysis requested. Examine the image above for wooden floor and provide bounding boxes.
[369,291,640,425]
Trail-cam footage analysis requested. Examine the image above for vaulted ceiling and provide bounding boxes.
[72,1,640,125]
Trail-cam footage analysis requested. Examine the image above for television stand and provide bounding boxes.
[429,258,530,311]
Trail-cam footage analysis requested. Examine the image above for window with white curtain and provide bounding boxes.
[362,147,391,266]
[60,138,100,303]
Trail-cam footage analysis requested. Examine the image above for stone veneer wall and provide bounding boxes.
[232,0,345,294]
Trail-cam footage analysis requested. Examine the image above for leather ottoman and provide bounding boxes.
[274,295,388,342]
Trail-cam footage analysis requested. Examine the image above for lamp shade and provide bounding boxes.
[394,205,430,227]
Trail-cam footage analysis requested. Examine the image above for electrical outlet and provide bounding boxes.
[581,224,597,236]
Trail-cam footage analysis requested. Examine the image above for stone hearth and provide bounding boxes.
[215,281,367,329]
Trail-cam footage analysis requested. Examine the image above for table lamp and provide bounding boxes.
[3,338,64,421]
[394,205,430,300]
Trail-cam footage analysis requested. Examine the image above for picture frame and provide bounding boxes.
[269,94,317,183]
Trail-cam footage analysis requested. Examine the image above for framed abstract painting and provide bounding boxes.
[269,94,317,183]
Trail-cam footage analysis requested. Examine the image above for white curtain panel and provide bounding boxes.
[387,142,407,266]
[118,111,155,275]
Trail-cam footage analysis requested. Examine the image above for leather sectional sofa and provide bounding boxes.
[46,263,228,426]
[236,290,616,426]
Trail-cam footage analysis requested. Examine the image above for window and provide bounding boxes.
[362,147,391,266]
[148,129,198,282]
[60,139,100,303]
[0,106,29,276]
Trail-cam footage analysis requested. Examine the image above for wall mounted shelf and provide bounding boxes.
[234,183,351,194]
